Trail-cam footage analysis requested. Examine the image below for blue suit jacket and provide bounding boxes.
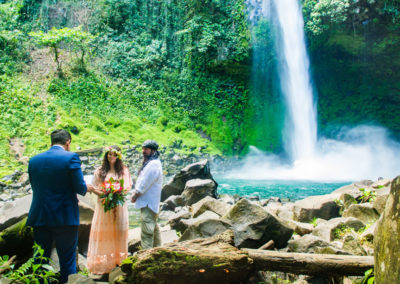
[27,146,87,227]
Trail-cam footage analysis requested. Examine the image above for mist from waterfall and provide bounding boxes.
[233,0,400,181]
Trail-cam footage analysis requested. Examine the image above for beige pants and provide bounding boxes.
[140,206,161,249]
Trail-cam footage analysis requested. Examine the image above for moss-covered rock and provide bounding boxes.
[374,176,400,283]
[0,217,33,261]
[119,230,254,284]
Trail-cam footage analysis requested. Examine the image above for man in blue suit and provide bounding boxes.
[27,129,97,283]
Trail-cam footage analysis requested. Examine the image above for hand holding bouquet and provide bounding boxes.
[100,177,127,212]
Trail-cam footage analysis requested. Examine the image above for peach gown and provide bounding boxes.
[87,167,132,274]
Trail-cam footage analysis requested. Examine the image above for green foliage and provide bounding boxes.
[0,75,56,176]
[29,26,95,75]
[304,0,350,35]
[333,224,353,239]
[304,0,400,140]
[2,243,58,284]
[0,0,399,168]
[0,0,28,75]
[310,217,318,227]
[357,188,376,203]
[362,268,375,284]
[334,198,345,215]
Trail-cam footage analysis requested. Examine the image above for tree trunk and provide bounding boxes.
[244,249,374,276]
[119,230,254,284]
[116,230,374,284]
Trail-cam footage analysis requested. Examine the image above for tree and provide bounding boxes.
[29,26,95,76]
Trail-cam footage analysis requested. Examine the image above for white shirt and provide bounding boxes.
[134,159,163,214]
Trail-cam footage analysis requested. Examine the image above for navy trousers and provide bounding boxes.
[33,226,78,284]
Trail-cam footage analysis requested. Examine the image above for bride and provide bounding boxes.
[87,145,132,275]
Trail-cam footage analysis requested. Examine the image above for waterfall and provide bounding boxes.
[235,0,400,181]
[272,0,317,161]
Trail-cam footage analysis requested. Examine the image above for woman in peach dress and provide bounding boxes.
[87,145,132,275]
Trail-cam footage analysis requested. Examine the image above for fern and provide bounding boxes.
[2,243,59,283]
[10,257,34,278]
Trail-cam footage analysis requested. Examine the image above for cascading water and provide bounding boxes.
[226,0,400,181]
[272,0,317,161]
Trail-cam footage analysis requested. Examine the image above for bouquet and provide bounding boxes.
[100,177,127,212]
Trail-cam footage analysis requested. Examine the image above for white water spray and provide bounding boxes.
[232,0,400,181]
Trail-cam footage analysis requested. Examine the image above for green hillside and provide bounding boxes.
[1,0,400,178]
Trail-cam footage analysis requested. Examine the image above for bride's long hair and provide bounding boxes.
[99,145,125,181]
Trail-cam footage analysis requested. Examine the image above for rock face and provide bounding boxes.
[374,176,400,283]
[179,218,231,242]
[293,194,341,223]
[312,217,365,242]
[342,203,380,224]
[221,199,293,249]
[0,194,32,231]
[191,196,231,218]
[161,160,216,201]
[288,234,349,255]
[181,179,217,206]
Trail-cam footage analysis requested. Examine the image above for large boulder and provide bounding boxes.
[331,183,364,200]
[0,194,32,231]
[161,160,217,201]
[167,208,192,233]
[342,203,380,224]
[312,217,365,242]
[276,202,295,220]
[0,218,34,260]
[181,179,217,206]
[374,176,400,283]
[338,193,357,211]
[280,218,314,236]
[221,199,293,249]
[342,233,367,256]
[372,186,390,215]
[77,195,96,255]
[287,234,349,255]
[161,195,185,211]
[191,196,231,218]
[179,218,232,242]
[77,195,95,225]
[179,210,222,235]
[293,194,341,223]
[360,222,377,242]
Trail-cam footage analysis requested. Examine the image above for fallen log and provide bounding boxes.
[119,230,254,284]
[244,249,374,276]
[116,231,374,283]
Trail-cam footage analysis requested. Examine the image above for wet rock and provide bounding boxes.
[182,179,217,206]
[161,160,216,201]
[293,194,341,223]
[221,198,293,249]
